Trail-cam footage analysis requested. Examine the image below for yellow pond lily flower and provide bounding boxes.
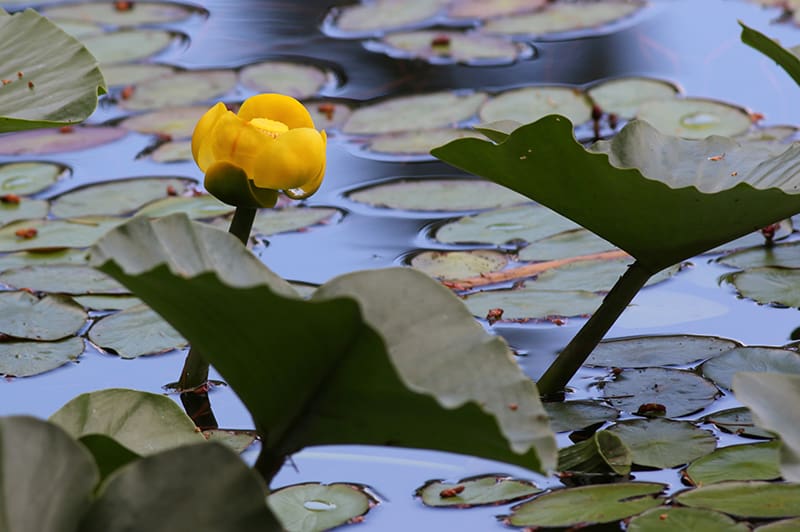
[191,94,327,207]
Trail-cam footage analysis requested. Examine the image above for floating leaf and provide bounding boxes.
[601,367,720,417]
[0,127,127,155]
[0,198,48,226]
[636,98,752,139]
[53,19,102,38]
[0,249,89,271]
[724,267,800,307]
[586,334,741,368]
[0,291,85,340]
[42,2,196,26]
[557,430,632,476]
[268,483,371,532]
[435,204,578,245]
[628,507,750,532]
[51,177,191,218]
[377,30,529,65]
[365,128,486,157]
[0,218,126,252]
[701,346,800,391]
[684,441,781,486]
[410,250,508,280]
[543,400,619,433]
[81,29,177,65]
[0,337,84,377]
[519,228,617,261]
[149,140,192,163]
[756,518,800,531]
[416,475,540,507]
[704,407,774,439]
[718,241,800,270]
[248,206,342,237]
[708,220,793,254]
[528,258,680,293]
[463,286,604,320]
[329,0,443,35]
[100,64,176,87]
[588,77,680,118]
[0,161,66,195]
[606,418,717,469]
[480,86,592,126]
[119,106,208,139]
[240,61,330,99]
[0,264,127,294]
[675,481,800,518]
[202,429,257,454]
[136,195,233,220]
[73,295,141,311]
[88,303,187,359]
[306,100,352,131]
[119,70,237,111]
[447,0,548,19]
[482,1,644,37]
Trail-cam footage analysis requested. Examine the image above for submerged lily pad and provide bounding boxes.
[0,127,127,155]
[480,86,592,126]
[543,400,619,433]
[684,441,781,486]
[377,30,529,65]
[101,63,176,87]
[248,207,342,237]
[588,77,680,118]
[0,217,126,252]
[0,291,85,340]
[463,286,604,320]
[519,228,617,262]
[240,61,331,99]
[482,1,645,37]
[120,70,237,111]
[417,475,540,507]
[51,177,191,218]
[724,267,800,307]
[267,483,372,532]
[136,195,233,220]
[628,507,750,532]
[88,304,187,359]
[410,250,508,280]
[0,198,48,227]
[606,418,717,469]
[675,481,800,518]
[704,407,775,439]
[586,334,741,368]
[0,336,83,377]
[636,98,753,139]
[329,0,443,35]
[42,2,197,26]
[81,29,178,65]
[0,264,127,294]
[119,106,208,138]
[701,346,800,391]
[0,161,66,195]
[718,241,800,270]
[365,128,486,157]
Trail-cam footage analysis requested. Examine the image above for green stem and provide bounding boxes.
[536,260,651,399]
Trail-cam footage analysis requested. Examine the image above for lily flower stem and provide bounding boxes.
[177,206,258,391]
[536,260,651,399]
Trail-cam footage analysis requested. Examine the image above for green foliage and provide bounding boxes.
[740,22,800,87]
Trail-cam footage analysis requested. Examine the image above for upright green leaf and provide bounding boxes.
[740,22,800,87]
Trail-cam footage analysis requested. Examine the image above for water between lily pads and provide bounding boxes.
[3,0,800,530]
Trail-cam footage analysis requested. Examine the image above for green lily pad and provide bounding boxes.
[347,178,529,212]
[342,91,486,135]
[742,125,798,142]
[119,70,237,111]
[42,2,196,26]
[447,0,548,19]
[709,220,793,254]
[703,347,800,391]
[586,334,741,368]
[606,418,717,469]
[505,482,666,528]
[51,177,192,218]
[53,19,102,38]
[0,336,84,377]
[0,198,48,226]
[519,228,617,262]
[718,241,800,270]
[527,258,681,293]
[119,106,208,139]
[756,518,800,531]
[435,204,579,245]
[588,77,680,118]
[0,126,126,155]
[0,249,89,271]
[73,295,142,311]
[267,483,372,532]
[628,507,750,532]
[100,63,176,87]
[463,286,605,320]
[704,407,775,439]
[135,195,233,220]
[557,430,632,475]
[601,367,720,418]
[202,429,257,454]
[410,250,508,280]
[0,264,127,294]
[149,140,193,163]
[329,0,443,34]
[675,481,800,518]
[723,267,800,307]
[0,291,85,340]
[81,29,177,65]
[378,30,529,65]
[482,1,645,37]
[365,128,486,157]
[0,161,67,195]
[247,206,342,237]
[78,434,139,482]
[307,100,352,131]
[684,441,781,486]
[479,86,593,126]
[636,98,753,139]
[0,217,126,252]
[416,475,540,507]
[88,303,187,359]
[240,61,331,99]
[543,400,619,433]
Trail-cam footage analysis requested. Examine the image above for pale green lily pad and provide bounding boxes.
[240,61,330,99]
[0,198,48,226]
[606,418,717,469]
[100,64,176,87]
[136,195,233,220]
[435,204,579,245]
[268,483,372,532]
[505,482,666,528]
[704,407,775,439]
[0,249,89,271]
[519,228,617,262]
[0,336,83,377]
[480,86,593,126]
[675,481,800,518]
[628,507,750,532]
[88,303,187,359]
[636,98,753,139]
[463,287,605,320]
[417,475,540,507]
[248,206,342,237]
[119,106,208,138]
[307,100,352,131]
[742,125,798,142]
[528,258,681,293]
[149,140,192,163]
[0,161,66,195]
[51,177,191,218]
[701,346,800,391]
[410,250,508,280]
[447,0,548,19]
[342,91,486,135]
[718,241,800,270]
[53,19,102,38]
[119,70,237,111]
[202,429,257,454]
[347,178,529,212]
[709,220,793,254]
[0,264,127,294]
[758,518,800,531]
[557,430,632,475]
[329,0,444,34]
[0,127,127,155]
[588,77,680,118]
[482,1,645,37]
[81,29,177,65]
[0,217,126,252]
[724,267,800,307]
[586,334,741,368]
[0,291,85,340]
[684,441,781,486]
[543,400,619,433]
[601,367,720,417]
[42,2,196,26]
[73,295,141,311]
[378,30,529,65]
[366,128,486,157]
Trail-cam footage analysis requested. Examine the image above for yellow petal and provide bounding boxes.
[285,131,327,199]
[191,102,228,172]
[209,112,276,179]
[237,94,315,129]
[251,128,326,191]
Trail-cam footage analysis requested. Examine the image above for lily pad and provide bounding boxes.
[328,0,443,35]
[463,286,605,320]
[601,367,720,418]
[527,258,680,293]
[628,507,750,532]
[267,483,372,532]
[505,482,666,528]
[588,77,680,118]
[0,249,89,271]
[557,430,632,475]
[53,19,102,38]
[135,195,233,220]
[149,140,193,163]
[0,161,67,195]
[718,241,800,270]
[0,336,84,377]
[342,91,486,135]
[51,177,192,218]
[636,98,753,139]
[704,407,775,439]
[709,220,793,254]
[119,70,237,111]
[479,86,593,126]
[606,418,717,469]
[202,429,257,454]
[543,400,619,433]
[247,206,342,237]
[347,178,529,212]
[240,61,331,99]
[416,475,540,507]
[377,30,529,65]
[586,334,741,368]
[410,250,508,280]
[0,127,127,155]
[724,267,800,307]
[0,198,48,226]
[88,303,187,359]
[100,63,176,87]
[675,481,800,518]
[447,0,548,19]
[0,291,85,340]
[482,1,645,37]
[0,217,126,252]
[0,264,127,294]
[757,518,800,531]
[702,347,800,391]
[73,295,142,311]
[81,29,178,65]
[307,100,352,131]
[119,106,208,139]
[684,441,781,486]
[42,2,196,26]
[365,128,486,157]
[519,228,617,262]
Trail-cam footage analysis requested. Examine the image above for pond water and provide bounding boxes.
[3,0,800,529]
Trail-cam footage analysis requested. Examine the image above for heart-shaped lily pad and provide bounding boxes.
[101,63,176,87]
[708,220,793,255]
[416,475,540,507]
[0,198,48,226]
[519,228,617,262]
[119,70,237,111]
[410,250,508,280]
[119,106,208,139]
[0,127,127,155]
[463,286,604,321]
[704,407,774,439]
[53,19,102,38]
[543,399,619,433]
[240,61,331,99]
[447,0,548,19]
[307,100,352,131]
[149,140,193,163]
[0,249,89,271]
[135,195,233,220]
[684,441,781,486]
[42,2,197,26]
[701,346,800,391]
[328,0,442,35]
[81,29,178,65]
[482,1,645,37]
[718,241,800,270]
[606,418,717,469]
[0,161,67,195]
[480,86,592,126]
[0,217,126,252]
[0,336,83,377]
[756,518,800,531]
[588,77,680,118]
[527,258,680,293]
[202,429,257,454]
[675,481,800,518]
[0,264,127,294]
[88,303,187,359]
[635,97,753,139]
[723,267,800,307]
[74,295,142,311]
[365,128,486,158]
[267,482,373,532]
[0,291,85,340]
[628,507,750,532]
[51,177,192,218]
[377,30,529,65]
[586,334,741,368]
[247,206,343,237]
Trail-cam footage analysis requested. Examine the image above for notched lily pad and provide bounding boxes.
[675,481,800,518]
[636,97,753,139]
[0,161,67,195]
[0,264,127,294]
[588,76,680,118]
[42,2,198,26]
[416,475,540,507]
[0,217,126,252]
[0,336,84,377]
[0,127,127,155]
[684,441,781,486]
[0,249,89,271]
[202,429,258,454]
[100,63,176,87]
[307,100,352,131]
[543,399,619,433]
[119,106,208,139]
[480,86,592,126]
[327,0,443,35]
[364,128,486,158]
[88,303,187,358]
[557,430,632,476]
[463,286,604,321]
[628,506,750,532]
[267,482,373,532]
[704,407,775,439]
[410,250,508,280]
[586,334,741,368]
[74,294,142,311]
[375,30,531,65]
[723,267,800,308]
[119,70,237,111]
[528,258,680,293]
[482,1,645,37]
[0,291,86,340]
[135,194,233,220]
[247,206,343,237]
[717,241,800,270]
[51,177,192,218]
[519,228,616,262]
[0,198,48,227]
[447,0,548,19]
[81,29,179,65]
[701,346,800,391]
[606,418,717,469]
[148,140,193,163]
[240,61,332,99]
